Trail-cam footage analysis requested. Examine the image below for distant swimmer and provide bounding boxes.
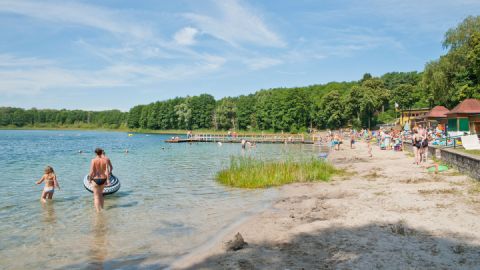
[241,139,246,149]
[125,149,129,153]
[217,142,223,146]
[36,166,60,203]
[78,150,83,154]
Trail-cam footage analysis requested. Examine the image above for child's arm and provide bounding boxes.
[53,174,60,189]
[36,175,45,185]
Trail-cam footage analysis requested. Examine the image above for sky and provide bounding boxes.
[1,0,480,111]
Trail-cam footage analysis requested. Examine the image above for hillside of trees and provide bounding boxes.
[1,16,479,132]
[0,108,127,129]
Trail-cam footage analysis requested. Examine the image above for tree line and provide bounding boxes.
[1,16,479,131]
[0,107,127,129]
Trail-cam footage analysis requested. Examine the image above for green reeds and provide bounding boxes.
[216,156,340,188]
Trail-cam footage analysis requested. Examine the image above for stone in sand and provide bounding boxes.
[226,232,248,251]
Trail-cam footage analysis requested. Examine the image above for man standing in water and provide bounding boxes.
[89,148,109,212]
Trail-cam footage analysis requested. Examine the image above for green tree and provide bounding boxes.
[318,91,344,129]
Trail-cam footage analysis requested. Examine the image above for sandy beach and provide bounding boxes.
[172,142,480,269]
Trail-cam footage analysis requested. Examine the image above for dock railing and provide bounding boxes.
[169,132,310,144]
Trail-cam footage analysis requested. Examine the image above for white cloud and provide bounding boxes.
[183,0,285,47]
[0,0,152,39]
[0,54,55,67]
[244,57,282,70]
[174,27,199,46]
[0,54,226,95]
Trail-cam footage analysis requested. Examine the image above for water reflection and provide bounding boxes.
[41,202,56,224]
[87,213,108,270]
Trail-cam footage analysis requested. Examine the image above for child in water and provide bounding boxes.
[36,166,60,203]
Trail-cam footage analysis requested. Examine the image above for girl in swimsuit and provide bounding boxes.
[36,166,60,203]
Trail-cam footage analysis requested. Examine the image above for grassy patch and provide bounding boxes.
[216,156,341,188]
[444,170,464,176]
[400,177,437,184]
[418,188,460,195]
[363,168,384,181]
[457,149,480,156]
[467,181,480,194]
[373,191,387,196]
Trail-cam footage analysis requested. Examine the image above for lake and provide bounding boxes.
[0,130,320,269]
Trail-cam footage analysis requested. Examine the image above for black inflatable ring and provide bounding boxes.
[83,174,121,195]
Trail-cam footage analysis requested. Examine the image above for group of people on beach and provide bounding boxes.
[324,129,360,151]
[36,148,113,212]
[321,126,433,163]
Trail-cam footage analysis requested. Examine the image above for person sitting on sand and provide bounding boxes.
[36,166,60,203]
[89,148,110,212]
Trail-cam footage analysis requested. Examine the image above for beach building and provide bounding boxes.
[446,98,480,135]
[425,105,449,130]
[399,108,430,127]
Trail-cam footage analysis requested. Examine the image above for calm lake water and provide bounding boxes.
[0,130,321,269]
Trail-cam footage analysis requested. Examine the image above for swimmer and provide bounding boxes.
[36,166,60,203]
[217,142,223,146]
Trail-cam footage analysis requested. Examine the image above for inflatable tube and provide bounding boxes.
[83,174,121,195]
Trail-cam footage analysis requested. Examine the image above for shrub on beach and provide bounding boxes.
[216,156,340,188]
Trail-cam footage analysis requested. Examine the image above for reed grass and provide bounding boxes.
[216,156,340,188]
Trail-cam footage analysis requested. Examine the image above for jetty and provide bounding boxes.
[165,133,315,144]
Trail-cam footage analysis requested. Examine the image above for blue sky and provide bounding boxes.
[1,0,480,111]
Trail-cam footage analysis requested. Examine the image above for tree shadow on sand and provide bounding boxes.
[182,221,480,270]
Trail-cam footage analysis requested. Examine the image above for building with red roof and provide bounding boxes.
[446,99,480,134]
[425,105,450,130]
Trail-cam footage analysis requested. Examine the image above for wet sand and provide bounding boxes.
[172,141,480,269]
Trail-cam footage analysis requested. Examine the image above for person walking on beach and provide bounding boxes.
[350,131,356,149]
[89,148,110,212]
[366,136,373,158]
[412,129,422,165]
[36,166,60,203]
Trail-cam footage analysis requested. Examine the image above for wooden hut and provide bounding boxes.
[446,99,480,135]
[425,106,449,130]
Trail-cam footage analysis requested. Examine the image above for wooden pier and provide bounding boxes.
[165,133,315,144]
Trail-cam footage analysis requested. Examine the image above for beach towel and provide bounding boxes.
[460,135,480,150]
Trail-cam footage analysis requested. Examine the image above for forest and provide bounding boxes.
[1,16,479,132]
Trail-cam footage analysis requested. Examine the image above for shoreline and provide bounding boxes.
[171,141,480,269]
[169,194,278,269]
